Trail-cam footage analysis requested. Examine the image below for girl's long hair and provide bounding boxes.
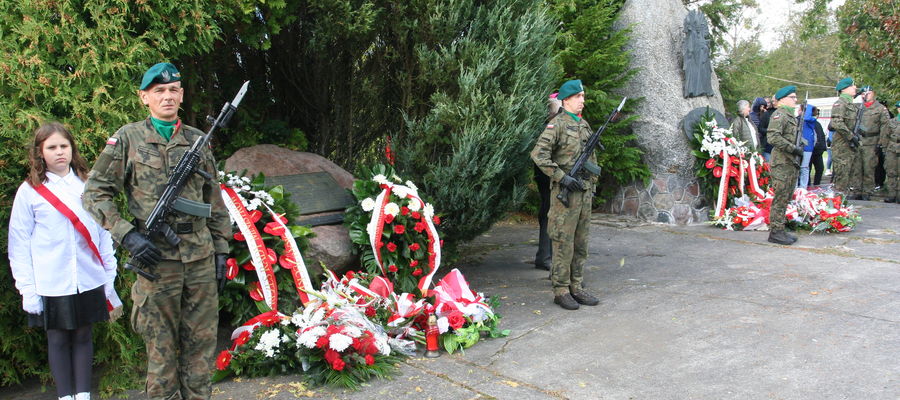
[27,122,90,187]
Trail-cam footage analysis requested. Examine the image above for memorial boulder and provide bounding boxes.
[224,145,357,273]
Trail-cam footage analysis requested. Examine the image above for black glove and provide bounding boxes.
[792,146,804,156]
[850,135,860,149]
[215,253,228,292]
[122,230,162,267]
[559,174,584,192]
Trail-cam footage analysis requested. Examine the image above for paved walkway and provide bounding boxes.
[7,201,899,399]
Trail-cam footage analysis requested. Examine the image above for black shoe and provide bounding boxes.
[534,261,551,271]
[885,197,897,203]
[571,289,600,306]
[768,230,794,245]
[785,231,797,243]
[554,293,580,310]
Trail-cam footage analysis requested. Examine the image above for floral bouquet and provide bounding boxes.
[430,269,509,354]
[218,171,315,325]
[344,164,442,296]
[791,187,861,233]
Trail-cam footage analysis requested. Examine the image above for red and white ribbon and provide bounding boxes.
[262,203,313,306]
[220,184,278,311]
[715,152,731,217]
[430,268,492,321]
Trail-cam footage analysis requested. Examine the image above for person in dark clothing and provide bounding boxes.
[809,107,827,186]
[759,99,775,162]
[750,97,767,129]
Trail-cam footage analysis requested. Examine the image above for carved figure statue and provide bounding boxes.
[683,9,714,98]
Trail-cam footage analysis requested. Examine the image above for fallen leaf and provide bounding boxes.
[620,257,625,267]
[810,291,819,295]
[533,310,542,315]
[578,382,587,388]
[503,380,520,387]
[416,387,423,392]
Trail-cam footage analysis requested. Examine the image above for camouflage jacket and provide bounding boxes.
[767,106,800,168]
[83,118,231,263]
[530,112,598,190]
[884,118,900,153]
[830,95,859,147]
[859,101,890,139]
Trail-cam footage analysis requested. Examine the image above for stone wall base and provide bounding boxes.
[601,173,709,225]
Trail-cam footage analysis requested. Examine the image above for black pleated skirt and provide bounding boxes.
[28,285,109,330]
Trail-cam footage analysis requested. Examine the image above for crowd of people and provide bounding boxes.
[730,78,899,205]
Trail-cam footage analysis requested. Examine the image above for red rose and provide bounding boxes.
[388,264,398,273]
[447,311,466,330]
[234,330,251,347]
[386,242,397,252]
[365,307,376,317]
[316,335,329,349]
[705,158,716,169]
[345,270,356,280]
[432,216,441,225]
[401,206,410,216]
[365,354,375,365]
[411,211,421,220]
[712,166,723,178]
[409,243,420,251]
[332,358,346,371]
[215,350,232,371]
[412,268,423,277]
[410,259,419,267]
[414,222,426,232]
[385,214,395,224]
[394,224,405,234]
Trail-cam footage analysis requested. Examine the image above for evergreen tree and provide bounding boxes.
[837,0,900,102]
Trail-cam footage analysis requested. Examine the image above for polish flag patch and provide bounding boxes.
[106,137,118,146]
[546,124,554,129]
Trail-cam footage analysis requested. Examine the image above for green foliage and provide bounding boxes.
[390,0,559,246]
[550,0,650,203]
[0,0,249,389]
[683,0,758,57]
[837,0,900,102]
[440,296,509,354]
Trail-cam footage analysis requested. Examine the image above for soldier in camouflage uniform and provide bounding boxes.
[83,63,231,400]
[829,77,861,198]
[855,87,891,200]
[883,101,900,203]
[530,79,600,310]
[766,85,803,245]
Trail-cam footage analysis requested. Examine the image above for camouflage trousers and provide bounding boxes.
[831,142,859,195]
[858,137,880,195]
[548,185,592,296]
[886,150,899,198]
[131,256,218,400]
[769,163,799,231]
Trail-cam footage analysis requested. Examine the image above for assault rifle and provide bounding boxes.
[850,104,864,150]
[125,81,249,281]
[557,97,627,207]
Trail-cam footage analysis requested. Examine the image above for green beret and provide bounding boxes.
[774,85,796,100]
[140,62,181,90]
[835,77,854,92]
[558,79,584,101]
[859,85,872,94]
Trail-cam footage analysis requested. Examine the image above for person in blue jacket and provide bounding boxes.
[798,104,818,188]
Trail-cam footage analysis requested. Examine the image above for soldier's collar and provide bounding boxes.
[564,110,581,122]
[839,93,853,102]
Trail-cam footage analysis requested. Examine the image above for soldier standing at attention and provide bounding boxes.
[856,86,891,200]
[882,101,900,203]
[530,79,600,310]
[83,63,231,400]
[829,77,861,198]
[766,85,803,245]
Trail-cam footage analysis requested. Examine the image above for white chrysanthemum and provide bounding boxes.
[366,220,376,240]
[342,326,362,339]
[405,181,418,192]
[297,326,325,349]
[408,199,421,211]
[377,337,392,355]
[255,329,283,357]
[242,185,251,192]
[328,333,353,352]
[392,185,409,199]
[384,202,400,216]
[242,176,251,183]
[423,203,435,218]
[361,198,376,212]
[218,170,226,178]
[372,174,389,185]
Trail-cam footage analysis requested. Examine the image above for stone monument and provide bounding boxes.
[604,0,726,224]
[224,144,357,273]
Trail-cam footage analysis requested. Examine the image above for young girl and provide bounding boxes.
[7,122,122,400]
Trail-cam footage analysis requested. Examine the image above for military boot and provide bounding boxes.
[553,293,580,310]
[768,230,794,245]
[785,231,797,243]
[571,289,600,306]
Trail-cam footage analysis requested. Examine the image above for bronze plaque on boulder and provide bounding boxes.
[266,172,355,215]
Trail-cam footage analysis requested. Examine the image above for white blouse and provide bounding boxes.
[7,169,117,298]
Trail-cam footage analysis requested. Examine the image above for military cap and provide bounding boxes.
[835,77,854,92]
[774,85,796,100]
[859,85,872,94]
[140,62,181,90]
[558,79,584,101]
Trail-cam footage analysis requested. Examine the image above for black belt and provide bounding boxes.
[136,219,200,234]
